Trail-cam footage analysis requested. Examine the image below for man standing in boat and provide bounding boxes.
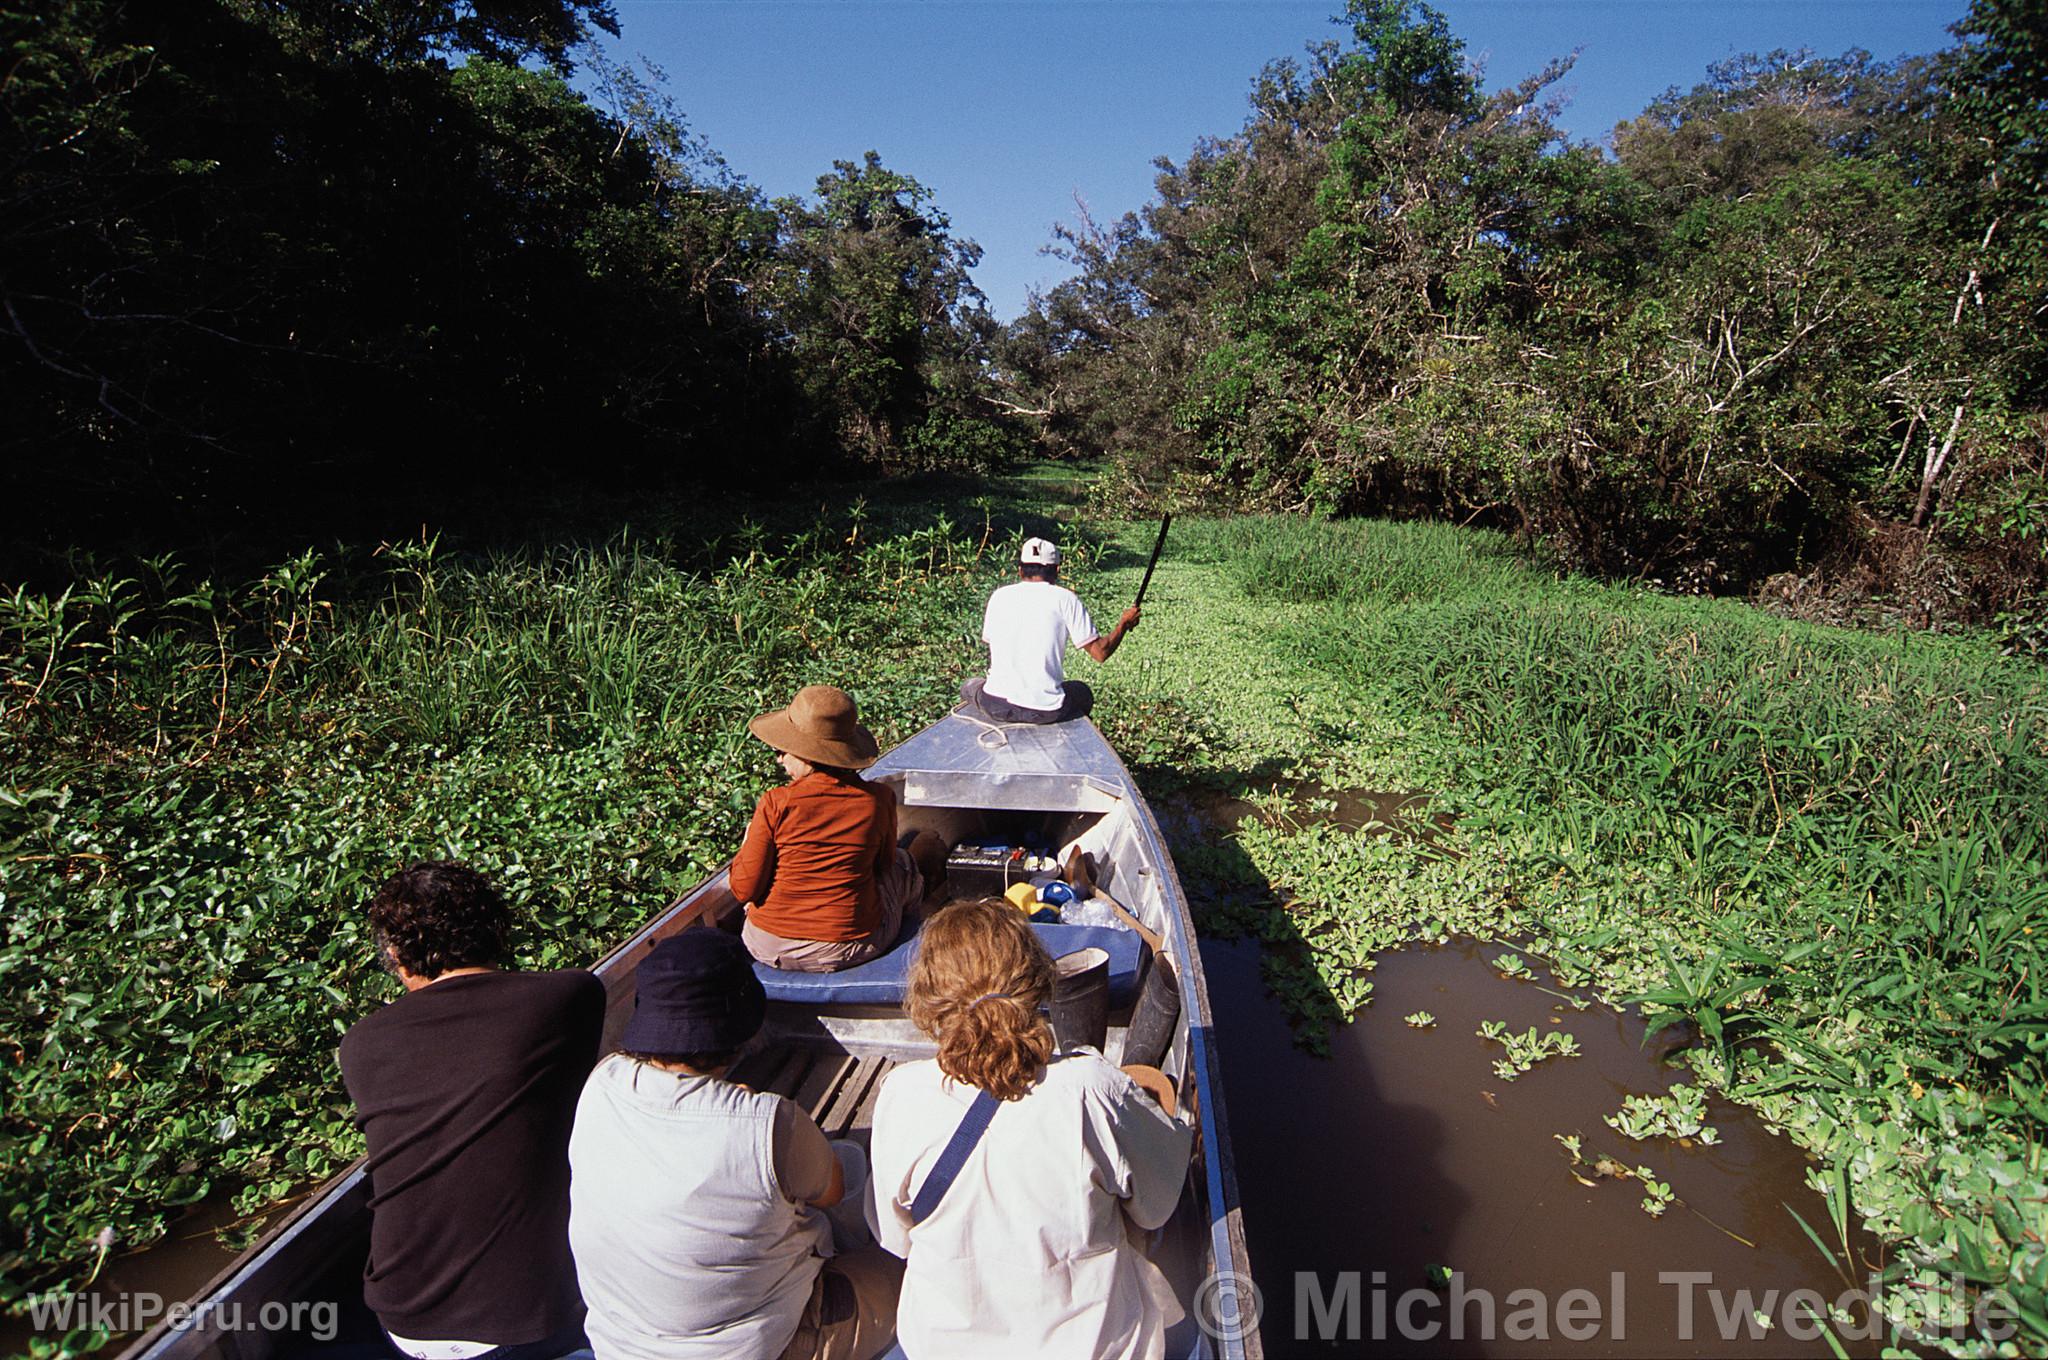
[340,861,605,1359]
[961,536,1139,724]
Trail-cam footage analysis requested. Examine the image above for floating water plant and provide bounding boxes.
[1404,1011,1437,1028]
[13,496,2045,1355]
[1605,1084,1721,1145]
[1477,1019,1581,1080]
[1180,513,2047,1354]
[1636,1166,1675,1217]
[1556,1133,1675,1219]
[1491,951,1534,980]
[0,513,1002,1304]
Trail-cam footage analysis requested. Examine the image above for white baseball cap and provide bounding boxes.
[1020,537,1061,566]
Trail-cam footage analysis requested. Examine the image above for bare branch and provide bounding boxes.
[981,394,1054,419]
[1911,400,1967,529]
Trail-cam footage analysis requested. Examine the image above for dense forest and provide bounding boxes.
[2,0,1017,564]
[1005,0,2047,638]
[5,0,2044,635]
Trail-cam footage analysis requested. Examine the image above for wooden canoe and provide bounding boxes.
[121,711,1260,1359]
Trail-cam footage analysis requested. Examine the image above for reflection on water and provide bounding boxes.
[1201,935,1886,1358]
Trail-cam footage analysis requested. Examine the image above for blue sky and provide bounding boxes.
[592,1,1964,319]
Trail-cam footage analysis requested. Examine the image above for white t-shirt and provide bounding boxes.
[981,580,1099,712]
[869,1054,1194,1360]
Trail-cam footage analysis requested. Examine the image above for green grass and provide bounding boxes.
[4,495,2044,1355]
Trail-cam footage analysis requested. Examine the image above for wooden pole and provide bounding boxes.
[1134,513,1172,610]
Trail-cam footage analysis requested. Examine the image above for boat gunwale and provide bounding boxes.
[1092,733,1261,1360]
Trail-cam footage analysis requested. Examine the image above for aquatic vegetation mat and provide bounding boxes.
[0,512,1034,1332]
[1144,515,2048,1356]
[5,498,2044,1356]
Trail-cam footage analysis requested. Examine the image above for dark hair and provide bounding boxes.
[621,1048,739,1073]
[368,861,512,979]
[772,747,856,780]
[1019,563,1056,582]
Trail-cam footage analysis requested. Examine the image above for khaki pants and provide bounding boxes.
[778,1248,904,1360]
[743,848,921,973]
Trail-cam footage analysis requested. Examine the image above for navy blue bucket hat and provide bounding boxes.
[622,930,767,1057]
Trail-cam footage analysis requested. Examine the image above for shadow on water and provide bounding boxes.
[1202,938,1889,1358]
[1159,783,1888,1359]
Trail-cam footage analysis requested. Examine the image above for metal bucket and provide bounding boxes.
[1050,946,1110,1053]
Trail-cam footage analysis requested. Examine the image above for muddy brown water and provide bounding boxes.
[1189,781,1457,849]
[0,1189,251,1353]
[1201,934,1888,1357]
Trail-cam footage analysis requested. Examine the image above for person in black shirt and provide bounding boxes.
[339,861,605,1359]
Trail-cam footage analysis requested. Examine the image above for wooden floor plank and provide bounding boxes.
[818,1055,887,1137]
[658,1046,893,1136]
[794,1055,857,1122]
[727,1045,790,1091]
[732,1045,807,1097]
[763,1048,815,1099]
[846,1057,895,1135]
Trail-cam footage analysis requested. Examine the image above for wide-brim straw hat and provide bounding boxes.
[748,684,880,770]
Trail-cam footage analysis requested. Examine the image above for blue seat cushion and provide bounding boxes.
[755,922,1145,1009]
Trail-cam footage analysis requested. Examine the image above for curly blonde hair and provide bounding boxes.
[907,898,1056,1101]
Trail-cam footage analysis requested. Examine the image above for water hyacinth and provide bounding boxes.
[0,509,999,1316]
[1160,514,2046,1355]
[5,503,2044,1355]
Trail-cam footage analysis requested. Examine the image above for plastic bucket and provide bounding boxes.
[1050,947,1110,1053]
[1120,959,1180,1069]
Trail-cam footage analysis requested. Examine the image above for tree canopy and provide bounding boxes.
[0,0,1014,567]
[6,0,2042,632]
[1001,0,2047,630]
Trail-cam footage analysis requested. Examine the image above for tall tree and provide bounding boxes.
[237,0,618,73]
[1003,1,2045,616]
[1949,0,2048,233]
[768,151,1011,469]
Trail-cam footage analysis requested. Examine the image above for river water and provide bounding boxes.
[1199,933,1887,1357]
[0,1189,249,1355]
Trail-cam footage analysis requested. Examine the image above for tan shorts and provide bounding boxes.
[778,1247,904,1360]
[743,848,921,973]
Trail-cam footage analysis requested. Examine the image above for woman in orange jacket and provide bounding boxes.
[732,685,943,972]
